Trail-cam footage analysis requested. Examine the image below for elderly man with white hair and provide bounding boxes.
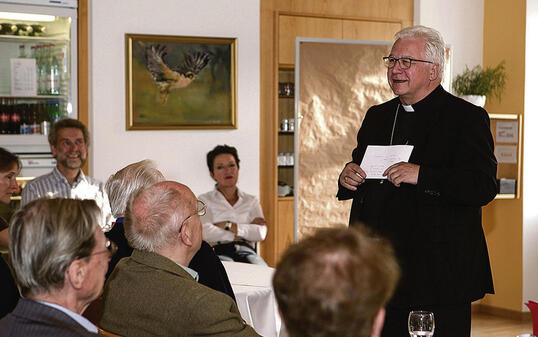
[100,181,259,337]
[0,198,114,336]
[338,25,497,337]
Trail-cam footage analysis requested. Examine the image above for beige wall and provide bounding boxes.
[482,0,527,311]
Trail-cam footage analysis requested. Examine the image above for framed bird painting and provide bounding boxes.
[125,34,237,130]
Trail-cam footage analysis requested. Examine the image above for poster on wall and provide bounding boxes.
[125,34,237,130]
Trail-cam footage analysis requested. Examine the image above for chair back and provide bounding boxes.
[98,327,123,337]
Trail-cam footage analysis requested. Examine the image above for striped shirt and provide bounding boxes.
[21,167,113,230]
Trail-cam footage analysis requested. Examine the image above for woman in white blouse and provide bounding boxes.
[199,145,267,265]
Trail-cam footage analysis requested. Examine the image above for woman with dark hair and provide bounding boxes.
[199,145,267,265]
[0,147,21,318]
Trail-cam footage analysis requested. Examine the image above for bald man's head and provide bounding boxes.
[125,181,200,253]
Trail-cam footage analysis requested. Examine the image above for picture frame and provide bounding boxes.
[125,34,237,130]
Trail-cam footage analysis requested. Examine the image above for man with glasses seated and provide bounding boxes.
[0,198,114,336]
[100,181,259,337]
[337,25,497,337]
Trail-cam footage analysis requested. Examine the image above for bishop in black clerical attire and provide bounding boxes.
[337,25,497,337]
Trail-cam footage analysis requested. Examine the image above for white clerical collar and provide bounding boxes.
[402,104,414,112]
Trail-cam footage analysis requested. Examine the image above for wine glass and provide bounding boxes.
[408,310,435,336]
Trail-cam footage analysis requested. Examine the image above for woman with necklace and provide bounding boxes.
[199,145,267,265]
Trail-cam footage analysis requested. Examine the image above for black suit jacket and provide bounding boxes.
[0,298,100,337]
[338,86,497,306]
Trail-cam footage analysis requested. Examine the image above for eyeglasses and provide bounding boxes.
[90,239,118,258]
[383,56,434,69]
[179,199,207,234]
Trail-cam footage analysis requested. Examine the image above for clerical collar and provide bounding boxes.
[402,104,414,112]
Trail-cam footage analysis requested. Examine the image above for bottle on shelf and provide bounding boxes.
[0,98,9,134]
[47,100,62,124]
[15,24,33,36]
[36,44,46,95]
[49,44,61,95]
[10,104,21,134]
[0,23,17,35]
[18,44,27,58]
[19,104,30,135]
[30,24,46,37]
[30,104,41,134]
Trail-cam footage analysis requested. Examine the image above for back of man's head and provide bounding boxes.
[106,159,164,218]
[9,198,102,297]
[273,226,400,337]
[124,181,192,253]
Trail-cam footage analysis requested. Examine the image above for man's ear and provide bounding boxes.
[50,144,57,158]
[370,308,386,337]
[66,259,87,290]
[430,63,440,81]
[180,223,193,247]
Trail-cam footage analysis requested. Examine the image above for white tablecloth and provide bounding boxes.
[222,261,287,337]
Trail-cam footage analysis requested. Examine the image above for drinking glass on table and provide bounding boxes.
[408,311,435,336]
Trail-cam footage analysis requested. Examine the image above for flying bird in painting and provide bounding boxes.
[143,43,212,104]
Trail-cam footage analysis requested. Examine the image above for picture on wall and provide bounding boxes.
[125,34,237,130]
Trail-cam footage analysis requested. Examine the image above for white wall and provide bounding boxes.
[523,0,538,307]
[88,0,260,197]
[415,0,484,86]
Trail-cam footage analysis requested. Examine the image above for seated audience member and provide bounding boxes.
[20,118,112,230]
[0,198,113,336]
[0,147,21,318]
[104,160,235,299]
[199,145,267,265]
[100,181,259,337]
[273,227,400,337]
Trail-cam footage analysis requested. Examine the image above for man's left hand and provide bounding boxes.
[383,162,420,187]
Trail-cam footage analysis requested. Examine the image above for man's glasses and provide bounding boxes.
[383,56,434,69]
[90,239,117,258]
[179,199,207,234]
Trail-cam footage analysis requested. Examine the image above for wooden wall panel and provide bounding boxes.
[342,20,402,41]
[278,16,342,65]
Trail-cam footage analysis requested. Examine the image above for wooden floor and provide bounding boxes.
[471,311,534,337]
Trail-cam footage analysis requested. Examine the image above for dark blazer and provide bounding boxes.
[338,86,497,306]
[0,298,100,337]
[100,249,259,337]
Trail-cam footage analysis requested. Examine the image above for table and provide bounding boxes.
[222,261,288,337]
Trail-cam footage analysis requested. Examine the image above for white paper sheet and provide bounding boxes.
[360,145,414,179]
[10,58,37,96]
[495,121,518,143]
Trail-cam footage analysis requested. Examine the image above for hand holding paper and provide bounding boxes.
[360,145,414,179]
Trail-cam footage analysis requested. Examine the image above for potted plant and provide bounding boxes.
[452,61,506,107]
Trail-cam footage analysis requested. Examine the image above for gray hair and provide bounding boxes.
[9,198,102,296]
[125,183,187,252]
[105,160,164,218]
[395,25,445,80]
[48,118,90,147]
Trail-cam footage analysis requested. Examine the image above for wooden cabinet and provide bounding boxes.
[276,197,294,261]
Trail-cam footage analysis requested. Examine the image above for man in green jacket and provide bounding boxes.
[100,181,259,337]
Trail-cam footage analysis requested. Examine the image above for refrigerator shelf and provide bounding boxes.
[0,34,69,43]
[0,94,66,99]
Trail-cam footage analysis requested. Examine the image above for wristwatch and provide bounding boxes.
[224,221,232,231]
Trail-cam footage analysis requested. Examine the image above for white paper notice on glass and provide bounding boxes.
[496,121,518,143]
[10,58,37,96]
[494,145,517,164]
[360,145,414,179]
